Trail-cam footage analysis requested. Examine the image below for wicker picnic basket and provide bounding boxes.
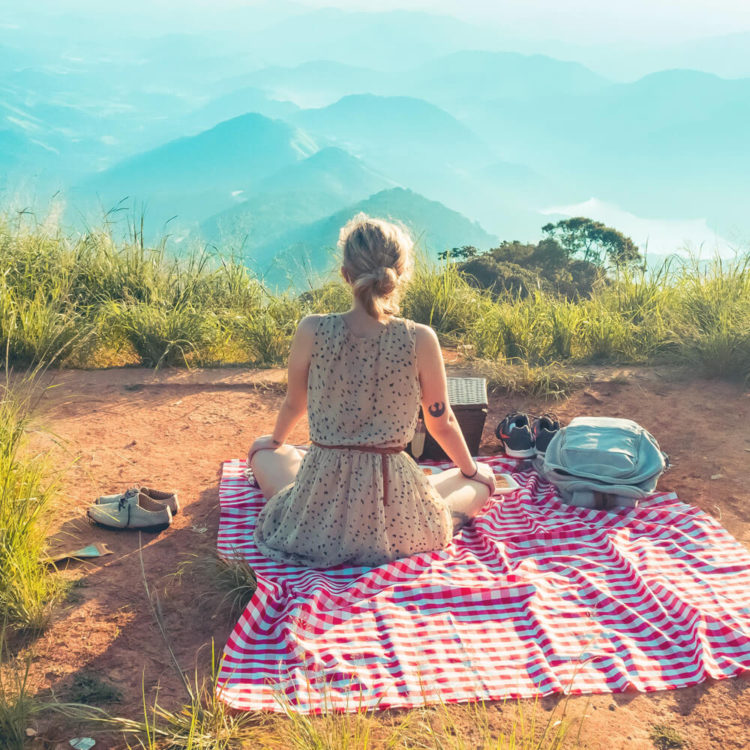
[409,377,488,461]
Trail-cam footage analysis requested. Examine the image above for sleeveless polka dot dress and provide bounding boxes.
[254,313,452,568]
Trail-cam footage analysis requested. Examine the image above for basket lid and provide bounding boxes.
[447,377,488,407]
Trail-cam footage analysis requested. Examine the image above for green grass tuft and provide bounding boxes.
[0,371,63,631]
[68,671,123,705]
[178,553,259,619]
[649,723,686,750]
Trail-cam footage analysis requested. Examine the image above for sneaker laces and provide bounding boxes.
[118,487,139,510]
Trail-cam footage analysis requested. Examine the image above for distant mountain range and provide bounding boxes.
[451,68,750,235]
[2,5,748,268]
[234,51,610,111]
[64,109,501,285]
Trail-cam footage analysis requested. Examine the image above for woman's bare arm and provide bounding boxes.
[414,324,477,475]
[271,315,318,443]
[248,315,318,461]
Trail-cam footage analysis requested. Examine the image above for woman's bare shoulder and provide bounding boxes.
[408,321,440,360]
[291,314,326,348]
[411,321,439,345]
[298,313,326,332]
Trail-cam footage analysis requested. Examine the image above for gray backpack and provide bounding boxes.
[535,416,669,508]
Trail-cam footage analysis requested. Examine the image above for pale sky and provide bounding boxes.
[12,0,750,45]
[299,0,750,42]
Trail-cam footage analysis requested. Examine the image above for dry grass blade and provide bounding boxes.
[476,359,588,399]
[174,552,258,619]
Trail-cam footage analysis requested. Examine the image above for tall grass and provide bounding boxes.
[1,212,749,382]
[402,261,484,341]
[0,626,36,750]
[664,255,750,377]
[0,371,62,631]
[49,686,583,749]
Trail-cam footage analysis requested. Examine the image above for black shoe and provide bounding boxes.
[532,413,560,457]
[495,412,535,458]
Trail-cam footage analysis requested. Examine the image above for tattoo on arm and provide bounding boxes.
[428,401,446,418]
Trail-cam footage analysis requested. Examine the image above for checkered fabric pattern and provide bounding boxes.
[216,457,750,713]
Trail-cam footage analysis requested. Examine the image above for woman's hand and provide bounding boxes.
[248,435,281,466]
[465,461,496,495]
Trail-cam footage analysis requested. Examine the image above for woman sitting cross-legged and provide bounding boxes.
[248,213,496,568]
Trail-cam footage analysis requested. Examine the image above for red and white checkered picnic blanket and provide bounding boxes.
[216,456,750,713]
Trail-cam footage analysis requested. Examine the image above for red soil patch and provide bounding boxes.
[21,365,750,748]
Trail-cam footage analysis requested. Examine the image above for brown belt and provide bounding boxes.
[311,441,407,506]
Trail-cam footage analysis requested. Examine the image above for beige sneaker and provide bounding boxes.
[95,486,179,515]
[88,490,173,532]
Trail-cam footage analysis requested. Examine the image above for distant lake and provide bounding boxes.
[540,198,743,258]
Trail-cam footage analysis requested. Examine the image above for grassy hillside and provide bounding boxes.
[1,210,748,383]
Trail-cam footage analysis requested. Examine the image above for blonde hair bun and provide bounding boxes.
[339,213,413,319]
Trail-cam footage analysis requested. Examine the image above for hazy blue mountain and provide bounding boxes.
[541,31,750,81]
[461,69,750,233]
[0,130,56,179]
[71,113,319,233]
[402,51,610,110]
[252,187,499,288]
[468,69,750,161]
[599,70,750,130]
[255,147,392,197]
[293,94,491,162]
[480,160,544,186]
[201,147,394,246]
[292,94,497,214]
[223,51,608,112]
[661,32,750,79]
[1,73,96,151]
[471,160,578,239]
[128,33,261,92]
[174,87,300,138]
[0,41,35,70]
[289,93,566,238]
[237,61,387,108]
[0,63,202,175]
[560,71,750,229]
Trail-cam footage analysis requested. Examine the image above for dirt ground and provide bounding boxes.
[19,363,750,749]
